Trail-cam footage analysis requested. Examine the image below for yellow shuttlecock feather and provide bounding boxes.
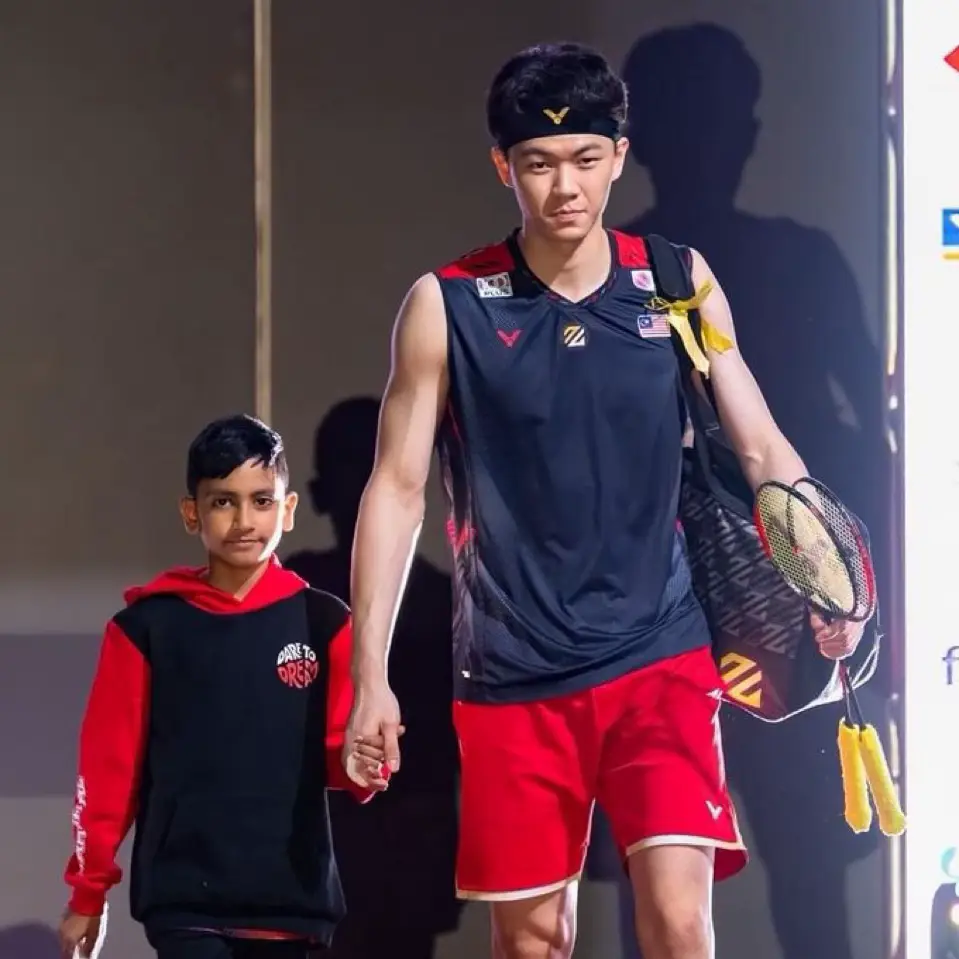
[837,719,905,836]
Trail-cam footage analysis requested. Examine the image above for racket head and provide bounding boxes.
[753,479,873,622]
[792,477,877,621]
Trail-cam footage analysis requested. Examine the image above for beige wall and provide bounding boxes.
[0,0,888,957]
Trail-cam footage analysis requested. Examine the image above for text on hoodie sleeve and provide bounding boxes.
[64,619,150,915]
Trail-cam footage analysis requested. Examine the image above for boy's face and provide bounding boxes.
[179,460,298,569]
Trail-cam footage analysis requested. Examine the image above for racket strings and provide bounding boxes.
[793,479,875,621]
[754,483,857,617]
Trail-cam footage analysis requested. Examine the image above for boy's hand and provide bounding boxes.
[344,729,404,792]
[58,908,102,958]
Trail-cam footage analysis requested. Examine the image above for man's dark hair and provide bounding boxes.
[486,43,628,150]
[186,414,289,497]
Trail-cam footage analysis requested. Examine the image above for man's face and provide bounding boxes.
[180,460,297,569]
[493,134,629,242]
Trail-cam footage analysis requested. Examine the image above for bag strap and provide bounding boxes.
[645,235,751,516]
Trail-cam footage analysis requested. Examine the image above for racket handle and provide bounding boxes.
[859,724,906,837]
[837,720,872,833]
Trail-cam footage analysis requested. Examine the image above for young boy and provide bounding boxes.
[58,414,387,959]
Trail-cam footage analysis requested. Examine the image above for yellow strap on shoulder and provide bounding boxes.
[648,280,733,377]
[702,318,734,355]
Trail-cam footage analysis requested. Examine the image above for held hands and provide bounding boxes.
[343,681,404,791]
[345,730,404,792]
[58,908,102,959]
[811,611,864,660]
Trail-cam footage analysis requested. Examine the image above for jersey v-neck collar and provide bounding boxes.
[507,228,618,308]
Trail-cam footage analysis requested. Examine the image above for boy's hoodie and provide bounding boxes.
[64,558,372,944]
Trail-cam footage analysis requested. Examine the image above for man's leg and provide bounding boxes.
[628,845,714,959]
[490,885,578,959]
[452,695,595,959]
[596,648,747,959]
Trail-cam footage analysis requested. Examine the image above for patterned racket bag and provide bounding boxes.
[644,234,880,722]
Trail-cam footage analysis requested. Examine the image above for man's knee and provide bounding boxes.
[490,886,577,959]
[640,901,711,959]
[629,845,714,959]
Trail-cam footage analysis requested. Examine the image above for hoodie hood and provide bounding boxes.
[123,555,308,614]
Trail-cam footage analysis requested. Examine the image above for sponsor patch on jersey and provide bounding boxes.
[476,272,513,299]
[631,269,656,292]
[562,323,587,348]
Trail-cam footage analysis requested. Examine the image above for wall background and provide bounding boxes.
[0,1,888,956]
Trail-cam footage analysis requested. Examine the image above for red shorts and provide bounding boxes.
[453,647,747,900]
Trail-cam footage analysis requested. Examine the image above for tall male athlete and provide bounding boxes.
[344,43,864,959]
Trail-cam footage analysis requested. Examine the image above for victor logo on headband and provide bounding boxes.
[542,106,570,126]
[496,103,621,153]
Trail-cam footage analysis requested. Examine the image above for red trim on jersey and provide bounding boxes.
[436,242,515,280]
[325,618,380,803]
[65,621,150,916]
[610,230,651,268]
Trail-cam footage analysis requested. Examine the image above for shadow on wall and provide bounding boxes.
[588,23,886,959]
[285,397,463,959]
[0,923,61,959]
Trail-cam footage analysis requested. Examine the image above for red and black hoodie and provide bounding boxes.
[63,558,373,945]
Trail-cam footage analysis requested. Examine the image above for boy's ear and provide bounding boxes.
[179,497,200,535]
[282,491,299,534]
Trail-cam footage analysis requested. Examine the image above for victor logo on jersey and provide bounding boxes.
[476,272,513,299]
[631,269,656,292]
[276,642,318,689]
[562,323,587,348]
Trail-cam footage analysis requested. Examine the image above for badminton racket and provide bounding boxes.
[752,476,904,835]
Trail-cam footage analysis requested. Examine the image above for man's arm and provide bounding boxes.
[691,248,807,489]
[324,614,388,801]
[347,273,448,769]
[692,249,865,658]
[64,620,150,916]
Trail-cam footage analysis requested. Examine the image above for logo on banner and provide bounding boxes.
[944,645,959,684]
[943,210,959,260]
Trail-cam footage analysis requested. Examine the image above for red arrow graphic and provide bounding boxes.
[946,44,959,73]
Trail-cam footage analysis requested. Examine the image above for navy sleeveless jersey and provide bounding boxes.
[434,230,711,704]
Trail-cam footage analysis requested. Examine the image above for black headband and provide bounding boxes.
[496,104,620,153]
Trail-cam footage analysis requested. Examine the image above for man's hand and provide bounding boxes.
[345,731,401,792]
[58,908,102,958]
[344,681,403,787]
[811,612,864,660]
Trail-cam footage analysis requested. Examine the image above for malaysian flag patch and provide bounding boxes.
[637,311,671,339]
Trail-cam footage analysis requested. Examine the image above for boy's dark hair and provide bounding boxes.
[186,414,289,497]
[486,43,628,151]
